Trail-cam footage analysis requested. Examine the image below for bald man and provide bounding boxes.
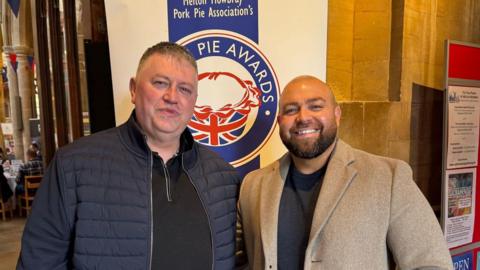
[237,76,452,270]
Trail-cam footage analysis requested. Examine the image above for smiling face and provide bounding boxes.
[278,76,341,159]
[130,53,198,144]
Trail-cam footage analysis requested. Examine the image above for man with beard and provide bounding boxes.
[237,75,452,270]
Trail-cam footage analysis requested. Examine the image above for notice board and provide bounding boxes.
[443,40,480,268]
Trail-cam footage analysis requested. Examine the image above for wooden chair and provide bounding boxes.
[0,199,14,221]
[18,175,42,216]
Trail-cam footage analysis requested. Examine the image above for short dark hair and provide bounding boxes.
[31,142,39,149]
[27,149,37,159]
[136,42,197,74]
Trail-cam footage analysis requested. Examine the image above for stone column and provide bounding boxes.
[15,45,34,160]
[0,53,6,150]
[77,0,90,135]
[3,47,24,160]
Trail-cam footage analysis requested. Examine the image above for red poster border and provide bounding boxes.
[445,41,480,264]
[448,43,480,81]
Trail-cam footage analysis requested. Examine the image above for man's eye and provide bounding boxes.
[283,108,297,115]
[153,81,168,87]
[310,105,324,111]
[179,87,192,95]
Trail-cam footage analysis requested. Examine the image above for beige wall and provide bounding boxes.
[328,0,480,203]
[329,0,480,156]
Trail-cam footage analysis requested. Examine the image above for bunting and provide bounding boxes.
[7,0,20,17]
[27,55,35,71]
[2,67,7,83]
[9,53,17,73]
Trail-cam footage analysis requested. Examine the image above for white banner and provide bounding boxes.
[105,0,327,172]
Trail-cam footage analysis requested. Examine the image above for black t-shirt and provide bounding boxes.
[150,152,212,269]
[277,164,326,270]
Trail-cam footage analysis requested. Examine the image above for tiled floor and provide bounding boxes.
[0,217,26,270]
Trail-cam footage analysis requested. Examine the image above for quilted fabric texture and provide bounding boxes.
[18,113,241,270]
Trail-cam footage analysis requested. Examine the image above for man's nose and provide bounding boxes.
[163,85,178,103]
[296,107,312,123]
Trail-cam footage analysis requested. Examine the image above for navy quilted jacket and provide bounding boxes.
[17,113,241,270]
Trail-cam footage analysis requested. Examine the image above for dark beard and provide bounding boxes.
[281,128,337,159]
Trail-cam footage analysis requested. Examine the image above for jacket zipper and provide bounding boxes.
[181,155,215,270]
[148,151,153,270]
[161,160,173,202]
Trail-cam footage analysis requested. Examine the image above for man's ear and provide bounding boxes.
[129,77,136,104]
[334,105,342,127]
[277,114,282,125]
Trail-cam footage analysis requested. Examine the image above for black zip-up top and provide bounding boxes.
[17,111,241,270]
[150,133,212,269]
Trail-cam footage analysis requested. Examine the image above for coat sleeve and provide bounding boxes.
[16,153,74,270]
[386,161,453,270]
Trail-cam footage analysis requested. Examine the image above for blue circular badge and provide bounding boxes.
[181,32,279,165]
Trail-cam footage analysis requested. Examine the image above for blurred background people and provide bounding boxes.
[15,149,43,195]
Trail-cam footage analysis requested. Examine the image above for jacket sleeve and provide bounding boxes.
[16,153,74,270]
[386,161,453,270]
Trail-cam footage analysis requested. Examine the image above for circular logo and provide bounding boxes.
[180,31,279,166]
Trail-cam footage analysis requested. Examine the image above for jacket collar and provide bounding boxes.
[258,139,358,262]
[306,139,357,256]
[118,110,197,166]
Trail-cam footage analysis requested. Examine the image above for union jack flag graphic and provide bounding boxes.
[189,72,261,146]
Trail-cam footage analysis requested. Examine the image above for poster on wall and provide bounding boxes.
[444,167,476,248]
[443,40,480,263]
[1,122,14,155]
[446,86,480,169]
[104,0,328,175]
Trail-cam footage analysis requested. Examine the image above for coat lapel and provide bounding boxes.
[259,154,291,261]
[308,140,358,246]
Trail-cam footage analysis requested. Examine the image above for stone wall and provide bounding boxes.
[327,0,480,205]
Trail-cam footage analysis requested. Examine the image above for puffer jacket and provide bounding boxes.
[17,112,241,270]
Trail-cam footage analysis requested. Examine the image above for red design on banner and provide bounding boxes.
[190,72,261,146]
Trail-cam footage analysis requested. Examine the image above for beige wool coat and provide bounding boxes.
[238,140,453,270]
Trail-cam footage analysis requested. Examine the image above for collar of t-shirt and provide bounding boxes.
[288,163,328,191]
